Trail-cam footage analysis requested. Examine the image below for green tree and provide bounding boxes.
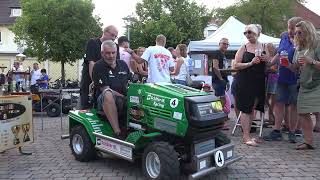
[11,0,102,85]
[128,0,213,49]
[214,0,305,36]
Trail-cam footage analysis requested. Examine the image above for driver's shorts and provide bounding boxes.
[97,88,116,112]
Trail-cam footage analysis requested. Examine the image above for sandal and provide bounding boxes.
[251,137,263,144]
[295,143,314,150]
[243,139,259,147]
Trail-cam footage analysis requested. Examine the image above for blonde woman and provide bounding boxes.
[171,44,188,85]
[234,24,270,146]
[291,21,320,150]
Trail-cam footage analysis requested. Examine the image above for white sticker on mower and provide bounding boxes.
[96,138,132,159]
[173,112,182,120]
[214,150,225,167]
[86,113,94,116]
[130,96,140,104]
[170,98,178,108]
[199,160,206,170]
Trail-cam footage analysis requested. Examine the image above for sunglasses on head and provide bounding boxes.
[243,31,253,35]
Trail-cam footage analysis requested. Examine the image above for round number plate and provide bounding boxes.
[214,150,225,167]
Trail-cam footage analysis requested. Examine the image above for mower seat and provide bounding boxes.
[190,80,205,90]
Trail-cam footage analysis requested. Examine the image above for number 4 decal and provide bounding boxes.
[170,98,178,108]
[214,150,225,167]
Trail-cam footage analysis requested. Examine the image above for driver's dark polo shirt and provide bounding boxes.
[92,59,131,99]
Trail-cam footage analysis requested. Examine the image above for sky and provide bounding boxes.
[92,0,320,35]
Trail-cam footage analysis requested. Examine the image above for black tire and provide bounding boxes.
[46,103,61,117]
[215,131,231,147]
[70,125,96,162]
[62,99,72,114]
[142,142,180,180]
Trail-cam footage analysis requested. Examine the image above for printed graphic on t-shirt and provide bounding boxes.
[154,53,171,71]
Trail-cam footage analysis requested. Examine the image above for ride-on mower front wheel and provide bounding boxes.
[142,142,180,180]
[70,125,96,162]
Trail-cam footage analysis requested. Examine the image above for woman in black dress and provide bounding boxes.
[234,24,270,146]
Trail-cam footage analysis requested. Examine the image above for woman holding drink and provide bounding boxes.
[234,24,270,146]
[290,21,320,150]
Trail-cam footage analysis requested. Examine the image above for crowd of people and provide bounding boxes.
[80,17,320,148]
[5,62,49,93]
[232,17,320,149]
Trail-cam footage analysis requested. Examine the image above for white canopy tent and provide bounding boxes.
[188,16,281,52]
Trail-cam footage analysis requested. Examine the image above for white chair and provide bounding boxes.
[231,111,265,137]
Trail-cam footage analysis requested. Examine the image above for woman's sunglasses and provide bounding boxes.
[243,31,253,35]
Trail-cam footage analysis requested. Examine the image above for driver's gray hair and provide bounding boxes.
[101,40,117,51]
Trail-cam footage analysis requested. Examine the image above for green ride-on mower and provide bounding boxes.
[68,83,241,179]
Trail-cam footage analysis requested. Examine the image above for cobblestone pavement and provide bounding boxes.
[1,112,320,180]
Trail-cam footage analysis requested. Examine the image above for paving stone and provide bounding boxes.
[0,113,319,180]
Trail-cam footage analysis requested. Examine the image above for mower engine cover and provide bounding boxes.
[127,83,227,137]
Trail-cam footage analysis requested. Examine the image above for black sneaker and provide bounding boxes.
[295,129,303,137]
[288,131,296,143]
[281,126,289,134]
[263,130,282,141]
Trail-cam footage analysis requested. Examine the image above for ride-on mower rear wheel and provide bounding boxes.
[142,142,180,180]
[70,125,96,162]
[46,103,61,117]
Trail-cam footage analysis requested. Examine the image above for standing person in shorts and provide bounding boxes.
[264,17,304,143]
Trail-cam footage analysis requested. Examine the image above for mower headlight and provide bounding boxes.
[197,101,223,116]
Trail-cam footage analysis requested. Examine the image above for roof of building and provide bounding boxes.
[0,0,21,25]
[293,1,320,29]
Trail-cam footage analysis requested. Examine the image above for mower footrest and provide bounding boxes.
[93,132,135,162]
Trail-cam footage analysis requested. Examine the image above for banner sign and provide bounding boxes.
[0,95,33,152]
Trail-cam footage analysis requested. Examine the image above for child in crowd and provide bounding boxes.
[37,69,49,89]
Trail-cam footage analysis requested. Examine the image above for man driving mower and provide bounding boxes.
[92,40,131,138]
[93,35,175,137]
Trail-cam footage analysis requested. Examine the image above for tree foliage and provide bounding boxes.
[11,0,102,83]
[213,0,304,37]
[128,0,213,49]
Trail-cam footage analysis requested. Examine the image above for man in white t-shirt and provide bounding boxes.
[30,63,42,93]
[129,34,175,83]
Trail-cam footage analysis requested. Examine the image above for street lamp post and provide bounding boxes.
[122,14,134,42]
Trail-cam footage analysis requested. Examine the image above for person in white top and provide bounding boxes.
[128,34,175,83]
[118,36,133,72]
[170,44,188,85]
[12,61,24,92]
[30,63,42,93]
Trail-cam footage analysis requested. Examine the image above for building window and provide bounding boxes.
[11,8,22,17]
[0,31,2,44]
